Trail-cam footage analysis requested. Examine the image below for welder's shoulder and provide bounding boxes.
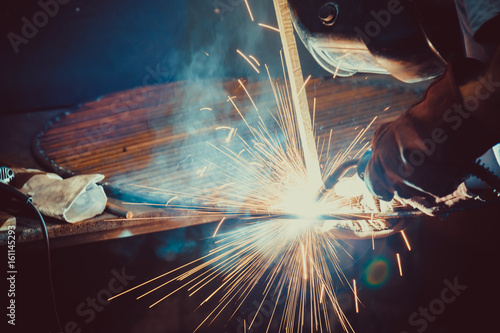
[461,0,500,36]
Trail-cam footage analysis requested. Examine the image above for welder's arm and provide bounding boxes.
[364,46,500,207]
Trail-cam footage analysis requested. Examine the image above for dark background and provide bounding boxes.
[0,0,327,113]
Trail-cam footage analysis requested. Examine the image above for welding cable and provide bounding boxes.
[0,182,63,332]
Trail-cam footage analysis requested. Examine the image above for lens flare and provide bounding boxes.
[363,257,391,288]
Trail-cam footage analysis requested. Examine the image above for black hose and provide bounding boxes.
[0,182,63,332]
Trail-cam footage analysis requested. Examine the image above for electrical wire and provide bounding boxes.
[0,182,63,332]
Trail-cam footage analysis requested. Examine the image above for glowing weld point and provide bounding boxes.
[243,0,254,21]
[213,217,226,238]
[396,253,403,276]
[258,23,279,32]
[401,230,411,251]
[353,279,359,313]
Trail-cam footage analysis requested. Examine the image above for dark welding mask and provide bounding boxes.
[288,0,464,83]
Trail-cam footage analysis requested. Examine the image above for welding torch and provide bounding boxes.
[319,149,500,216]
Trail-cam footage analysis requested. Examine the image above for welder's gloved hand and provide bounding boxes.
[365,53,500,212]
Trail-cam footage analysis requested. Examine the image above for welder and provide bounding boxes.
[288,0,500,212]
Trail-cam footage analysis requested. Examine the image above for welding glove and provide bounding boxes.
[10,168,107,223]
[364,50,500,212]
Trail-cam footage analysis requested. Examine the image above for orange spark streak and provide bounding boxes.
[297,74,312,95]
[238,79,259,112]
[401,230,411,251]
[320,284,325,304]
[236,49,260,73]
[213,217,226,238]
[312,97,317,133]
[248,55,260,67]
[200,107,212,111]
[353,279,359,313]
[396,253,403,276]
[371,213,375,250]
[258,23,280,32]
[197,166,207,177]
[333,60,343,79]
[165,196,178,206]
[226,128,236,143]
[301,243,308,280]
[243,0,254,21]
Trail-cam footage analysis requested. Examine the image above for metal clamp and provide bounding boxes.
[0,166,14,184]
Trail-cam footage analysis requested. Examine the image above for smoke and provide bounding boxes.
[143,1,285,197]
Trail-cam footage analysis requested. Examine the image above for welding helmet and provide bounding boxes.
[288,0,464,83]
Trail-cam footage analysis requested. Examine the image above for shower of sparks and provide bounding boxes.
[109,62,395,333]
[353,279,359,313]
[401,230,411,251]
[396,253,403,276]
[258,22,280,32]
[237,49,260,73]
[243,0,254,21]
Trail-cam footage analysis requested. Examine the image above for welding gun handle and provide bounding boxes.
[466,160,500,195]
[323,159,358,191]
[356,148,372,181]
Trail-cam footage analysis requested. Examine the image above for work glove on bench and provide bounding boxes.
[364,49,500,214]
[4,167,107,223]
